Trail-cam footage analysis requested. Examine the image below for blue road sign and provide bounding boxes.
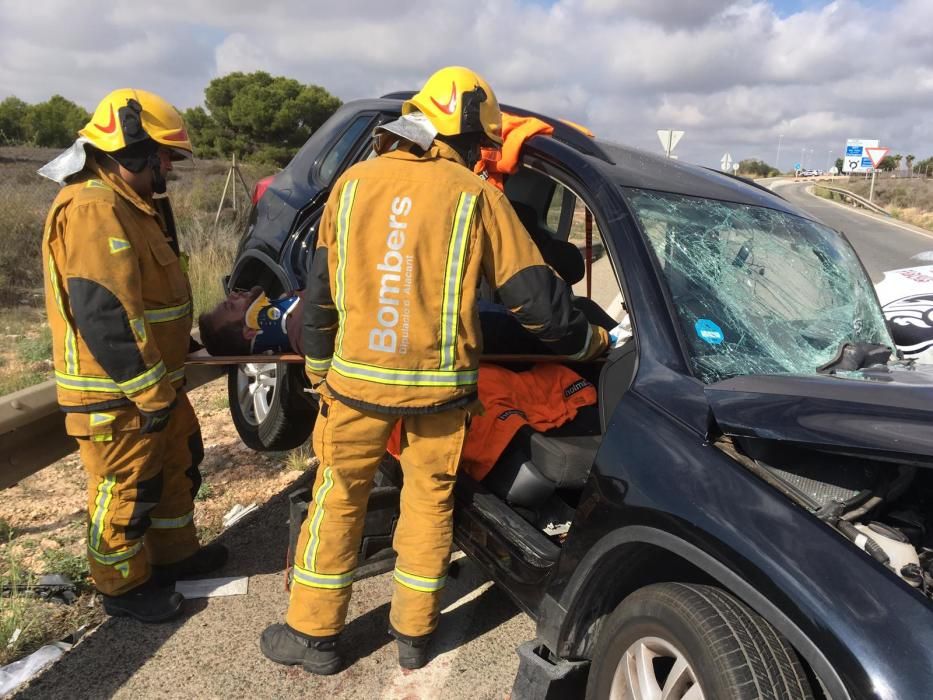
[846,145,864,156]
[861,156,873,168]
[794,162,801,170]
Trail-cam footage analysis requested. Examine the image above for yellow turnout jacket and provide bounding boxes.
[42,160,192,435]
[303,140,607,413]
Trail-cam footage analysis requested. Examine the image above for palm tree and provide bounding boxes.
[906,154,916,177]
[893,154,903,173]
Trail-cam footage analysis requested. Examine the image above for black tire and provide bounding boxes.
[586,582,814,700]
[228,362,316,451]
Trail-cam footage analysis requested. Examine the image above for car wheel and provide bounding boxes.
[228,362,315,451]
[586,583,813,700]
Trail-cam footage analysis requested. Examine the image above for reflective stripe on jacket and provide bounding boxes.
[42,160,191,423]
[303,140,607,413]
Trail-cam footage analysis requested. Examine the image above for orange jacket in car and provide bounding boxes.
[302,139,607,413]
[388,363,597,480]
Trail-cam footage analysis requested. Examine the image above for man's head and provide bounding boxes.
[80,88,192,198]
[198,287,264,356]
[403,66,502,168]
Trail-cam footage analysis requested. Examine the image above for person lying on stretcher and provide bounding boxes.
[197,202,620,357]
[196,285,615,357]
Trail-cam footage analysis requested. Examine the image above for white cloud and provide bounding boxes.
[0,0,929,167]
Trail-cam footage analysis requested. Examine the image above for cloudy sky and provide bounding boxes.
[1,0,930,169]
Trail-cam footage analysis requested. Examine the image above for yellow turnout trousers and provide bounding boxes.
[78,394,202,595]
[287,388,468,638]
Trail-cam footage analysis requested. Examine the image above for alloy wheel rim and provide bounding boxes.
[237,362,277,425]
[610,636,704,700]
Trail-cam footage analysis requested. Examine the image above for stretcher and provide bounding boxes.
[185,349,605,366]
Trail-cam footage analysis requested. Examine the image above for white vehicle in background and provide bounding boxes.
[875,263,933,364]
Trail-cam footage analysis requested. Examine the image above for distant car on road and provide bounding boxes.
[226,95,933,699]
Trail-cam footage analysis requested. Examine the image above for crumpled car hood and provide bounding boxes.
[705,363,933,464]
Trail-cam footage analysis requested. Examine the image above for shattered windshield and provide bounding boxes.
[625,188,893,383]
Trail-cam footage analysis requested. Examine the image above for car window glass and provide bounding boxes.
[546,184,565,231]
[317,116,373,184]
[542,179,624,325]
[625,187,893,382]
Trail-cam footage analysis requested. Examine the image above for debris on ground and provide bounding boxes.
[222,503,259,530]
[0,640,71,696]
[174,576,249,599]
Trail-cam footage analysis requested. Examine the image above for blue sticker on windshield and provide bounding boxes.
[695,319,724,345]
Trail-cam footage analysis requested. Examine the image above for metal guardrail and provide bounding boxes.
[811,184,891,216]
[0,364,224,490]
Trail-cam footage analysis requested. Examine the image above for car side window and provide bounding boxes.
[546,184,604,250]
[317,115,373,184]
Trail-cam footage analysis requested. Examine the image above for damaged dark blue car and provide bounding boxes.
[227,95,933,699]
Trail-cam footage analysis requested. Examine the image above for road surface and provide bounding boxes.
[772,181,933,282]
[16,475,534,699]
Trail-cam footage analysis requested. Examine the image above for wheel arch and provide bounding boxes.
[227,250,292,297]
[540,526,847,700]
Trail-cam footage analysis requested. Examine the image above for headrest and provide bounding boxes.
[511,202,585,285]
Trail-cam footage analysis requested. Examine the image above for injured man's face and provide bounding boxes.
[197,286,264,356]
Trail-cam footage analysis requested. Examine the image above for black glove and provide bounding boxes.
[139,400,177,434]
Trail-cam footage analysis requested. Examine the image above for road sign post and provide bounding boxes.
[720,152,733,172]
[865,147,889,203]
[657,129,684,158]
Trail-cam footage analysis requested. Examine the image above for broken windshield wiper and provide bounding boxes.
[818,341,892,374]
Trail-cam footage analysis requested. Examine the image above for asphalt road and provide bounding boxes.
[772,181,933,282]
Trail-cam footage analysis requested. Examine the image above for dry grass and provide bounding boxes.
[0,306,52,395]
[830,175,933,231]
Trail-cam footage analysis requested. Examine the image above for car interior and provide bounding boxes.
[243,148,640,549]
[472,164,638,542]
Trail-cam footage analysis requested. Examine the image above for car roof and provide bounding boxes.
[371,94,813,221]
[585,140,807,217]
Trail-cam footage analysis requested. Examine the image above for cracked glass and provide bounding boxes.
[625,188,893,383]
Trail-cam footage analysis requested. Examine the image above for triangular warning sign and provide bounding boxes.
[865,147,889,168]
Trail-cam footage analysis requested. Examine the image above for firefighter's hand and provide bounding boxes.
[139,400,177,434]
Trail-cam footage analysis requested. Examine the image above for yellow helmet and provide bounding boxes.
[79,88,192,158]
[403,66,502,145]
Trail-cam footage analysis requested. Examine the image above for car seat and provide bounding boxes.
[483,403,602,508]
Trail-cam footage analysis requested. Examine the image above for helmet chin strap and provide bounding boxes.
[149,152,167,195]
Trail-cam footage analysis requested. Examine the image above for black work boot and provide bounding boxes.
[260,623,342,676]
[390,627,431,670]
[153,543,229,585]
[101,578,185,623]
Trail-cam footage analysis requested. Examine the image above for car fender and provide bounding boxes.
[538,390,933,700]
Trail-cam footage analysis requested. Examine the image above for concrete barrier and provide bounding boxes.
[0,364,224,490]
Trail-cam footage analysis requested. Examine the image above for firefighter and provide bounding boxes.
[260,66,608,673]
[39,89,227,623]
